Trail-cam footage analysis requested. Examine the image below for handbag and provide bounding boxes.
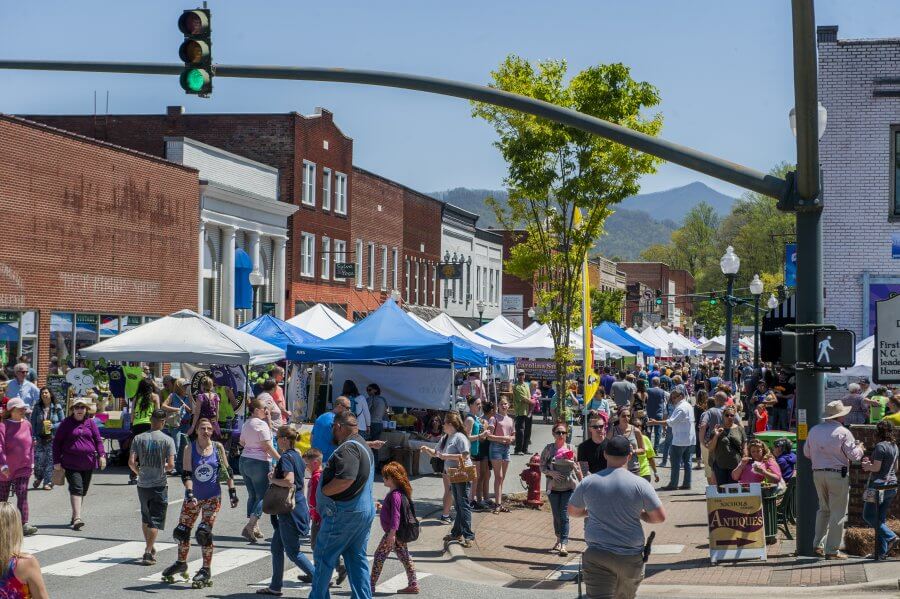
[52,467,66,487]
[262,482,296,515]
[430,456,444,474]
[446,463,477,484]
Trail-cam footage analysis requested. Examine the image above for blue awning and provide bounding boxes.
[235,247,253,310]
[286,299,494,367]
[594,321,656,357]
[238,314,321,351]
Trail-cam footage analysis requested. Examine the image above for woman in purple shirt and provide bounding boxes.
[52,398,106,531]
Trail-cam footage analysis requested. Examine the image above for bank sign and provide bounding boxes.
[875,293,900,383]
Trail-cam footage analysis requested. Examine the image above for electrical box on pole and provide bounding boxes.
[178,8,212,97]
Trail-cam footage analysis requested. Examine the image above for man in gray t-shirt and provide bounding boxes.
[569,435,665,599]
[129,409,176,565]
[610,371,636,408]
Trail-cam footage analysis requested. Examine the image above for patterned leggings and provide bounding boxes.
[370,533,417,590]
[0,476,30,523]
[176,496,220,567]
[34,441,54,486]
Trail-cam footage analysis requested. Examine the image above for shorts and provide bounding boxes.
[138,485,169,530]
[65,469,93,497]
[489,442,510,461]
[473,440,489,462]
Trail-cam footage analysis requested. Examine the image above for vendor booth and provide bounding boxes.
[238,313,321,350]
[594,321,656,359]
[491,323,632,361]
[474,315,526,344]
[286,303,353,339]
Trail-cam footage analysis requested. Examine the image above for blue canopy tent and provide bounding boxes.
[238,314,321,351]
[594,321,656,358]
[287,299,492,367]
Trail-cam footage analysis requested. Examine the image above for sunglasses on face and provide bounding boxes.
[553,430,566,436]
[589,424,605,430]
[724,413,735,418]
[74,406,87,410]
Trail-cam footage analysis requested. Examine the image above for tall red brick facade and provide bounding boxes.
[0,115,200,378]
[618,262,695,331]
[23,107,355,319]
[402,188,443,311]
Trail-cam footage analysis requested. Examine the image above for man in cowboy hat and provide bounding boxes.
[803,400,866,559]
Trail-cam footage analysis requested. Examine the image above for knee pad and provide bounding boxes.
[173,523,191,543]
[195,522,213,547]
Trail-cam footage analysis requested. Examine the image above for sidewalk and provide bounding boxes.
[443,422,900,595]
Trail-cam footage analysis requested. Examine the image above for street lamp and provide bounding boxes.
[749,273,764,368]
[788,102,828,140]
[476,299,486,325]
[767,293,779,311]
[719,246,740,384]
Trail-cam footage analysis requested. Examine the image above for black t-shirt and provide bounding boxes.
[773,381,794,409]
[577,438,608,474]
[321,433,371,502]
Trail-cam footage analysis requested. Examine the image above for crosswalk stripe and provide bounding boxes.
[140,547,269,583]
[23,535,85,555]
[250,557,373,590]
[377,571,431,593]
[43,542,175,576]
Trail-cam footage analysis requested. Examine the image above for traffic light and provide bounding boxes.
[709,292,718,305]
[654,289,663,305]
[178,8,212,96]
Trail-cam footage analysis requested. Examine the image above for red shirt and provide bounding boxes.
[308,469,322,523]
[754,408,768,433]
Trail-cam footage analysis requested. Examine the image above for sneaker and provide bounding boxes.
[438,515,453,525]
[558,545,568,557]
[32,480,41,490]
[297,574,313,584]
[22,524,38,537]
[141,551,156,566]
[460,538,473,548]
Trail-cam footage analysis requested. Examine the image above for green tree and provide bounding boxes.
[693,299,726,337]
[590,288,625,325]
[473,57,662,405]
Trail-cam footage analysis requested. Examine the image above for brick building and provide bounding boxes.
[0,115,200,378]
[817,25,900,339]
[23,106,355,320]
[401,186,443,318]
[618,262,695,331]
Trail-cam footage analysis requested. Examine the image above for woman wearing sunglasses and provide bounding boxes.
[607,408,645,475]
[706,407,747,486]
[540,423,582,557]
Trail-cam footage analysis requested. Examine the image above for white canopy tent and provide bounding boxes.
[475,315,526,344]
[428,313,493,348]
[491,324,632,360]
[522,322,541,336]
[626,327,664,357]
[637,327,676,358]
[79,309,284,365]
[286,304,354,340]
[838,334,875,378]
[407,312,443,334]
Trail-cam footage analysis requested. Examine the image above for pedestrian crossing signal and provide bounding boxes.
[178,8,212,96]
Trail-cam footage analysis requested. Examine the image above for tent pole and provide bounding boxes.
[451,364,455,411]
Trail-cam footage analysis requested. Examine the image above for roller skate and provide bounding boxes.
[191,566,212,588]
[161,560,188,583]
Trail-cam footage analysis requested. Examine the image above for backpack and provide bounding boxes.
[395,492,420,544]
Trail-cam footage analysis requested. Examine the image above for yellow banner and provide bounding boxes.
[575,208,599,403]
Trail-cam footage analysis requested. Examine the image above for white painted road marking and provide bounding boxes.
[141,547,269,583]
[377,571,431,593]
[23,535,85,555]
[43,542,175,576]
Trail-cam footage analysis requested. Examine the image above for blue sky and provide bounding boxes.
[2,1,898,199]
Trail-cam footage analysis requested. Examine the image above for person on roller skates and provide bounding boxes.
[161,418,238,588]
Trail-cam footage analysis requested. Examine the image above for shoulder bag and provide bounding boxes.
[263,455,296,515]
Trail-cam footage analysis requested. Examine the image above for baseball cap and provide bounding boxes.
[151,408,168,421]
[5,397,30,413]
[605,435,632,457]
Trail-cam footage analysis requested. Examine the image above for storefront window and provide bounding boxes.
[122,315,143,332]
[50,312,74,371]
[100,315,120,337]
[0,311,20,372]
[74,314,99,363]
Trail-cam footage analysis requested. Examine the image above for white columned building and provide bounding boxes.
[166,137,298,326]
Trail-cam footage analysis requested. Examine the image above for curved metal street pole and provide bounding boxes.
[0,59,787,201]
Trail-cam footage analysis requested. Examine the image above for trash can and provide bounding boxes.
[761,484,783,545]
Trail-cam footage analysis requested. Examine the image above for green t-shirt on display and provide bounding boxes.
[870,396,887,423]
[217,385,234,422]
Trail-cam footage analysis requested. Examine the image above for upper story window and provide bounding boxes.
[355,239,364,288]
[302,161,316,207]
[322,168,332,211]
[300,232,315,277]
[321,237,331,280]
[368,242,376,290]
[335,172,348,215]
[333,240,347,281]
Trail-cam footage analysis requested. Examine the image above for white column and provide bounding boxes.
[221,225,237,326]
[198,221,206,314]
[249,231,262,276]
[274,236,287,320]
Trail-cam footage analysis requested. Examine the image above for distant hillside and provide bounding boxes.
[429,182,729,260]
[617,181,736,221]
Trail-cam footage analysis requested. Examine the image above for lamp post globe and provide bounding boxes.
[720,246,740,276]
[476,299,486,325]
[749,274,764,296]
[789,102,828,140]
[767,293,779,310]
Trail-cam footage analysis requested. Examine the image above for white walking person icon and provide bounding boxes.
[817,335,834,364]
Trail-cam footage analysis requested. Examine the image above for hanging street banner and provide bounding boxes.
[875,293,900,383]
[784,243,797,287]
[706,483,767,564]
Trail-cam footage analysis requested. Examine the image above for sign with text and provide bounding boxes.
[515,358,557,379]
[875,294,900,383]
[706,483,766,564]
[437,262,464,280]
[812,329,855,369]
[335,262,356,278]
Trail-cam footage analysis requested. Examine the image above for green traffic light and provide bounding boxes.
[655,298,663,305]
[710,299,718,305]
[181,68,210,93]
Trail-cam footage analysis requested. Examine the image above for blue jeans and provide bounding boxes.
[269,513,315,592]
[862,488,898,558]
[311,507,373,599]
[659,427,673,466]
[668,445,692,488]
[450,482,474,540]
[239,456,271,519]
[548,490,573,544]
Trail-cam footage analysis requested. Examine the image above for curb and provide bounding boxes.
[444,541,516,586]
[639,578,900,597]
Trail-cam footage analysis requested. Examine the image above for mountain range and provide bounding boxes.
[429,182,736,260]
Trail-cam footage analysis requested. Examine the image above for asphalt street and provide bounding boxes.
[21,421,572,599]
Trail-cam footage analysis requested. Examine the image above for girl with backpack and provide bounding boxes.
[370,461,419,595]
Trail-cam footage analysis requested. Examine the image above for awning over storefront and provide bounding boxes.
[234,247,253,310]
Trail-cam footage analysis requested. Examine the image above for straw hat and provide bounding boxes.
[822,400,852,420]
